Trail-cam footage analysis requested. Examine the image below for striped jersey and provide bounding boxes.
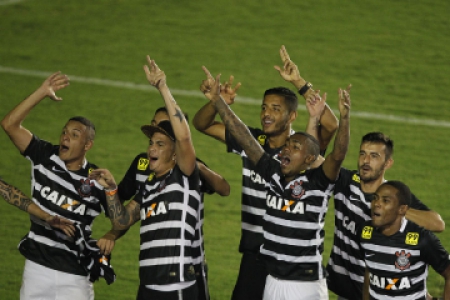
[133,164,201,288]
[20,135,108,276]
[254,153,334,280]
[326,169,430,299]
[118,153,211,279]
[226,126,285,254]
[358,219,450,299]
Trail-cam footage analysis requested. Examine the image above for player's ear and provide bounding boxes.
[399,204,408,216]
[85,140,94,151]
[384,158,394,170]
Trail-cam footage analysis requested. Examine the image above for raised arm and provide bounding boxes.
[1,72,70,153]
[304,91,327,168]
[198,161,230,196]
[322,88,351,181]
[143,55,196,176]
[0,178,75,236]
[89,169,141,231]
[201,68,264,166]
[193,68,241,143]
[274,45,339,151]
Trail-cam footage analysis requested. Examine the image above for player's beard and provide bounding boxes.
[359,163,386,183]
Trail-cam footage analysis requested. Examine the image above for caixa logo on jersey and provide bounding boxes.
[266,195,304,214]
[369,273,411,290]
[140,201,169,220]
[40,186,86,214]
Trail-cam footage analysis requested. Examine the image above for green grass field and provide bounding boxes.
[0,0,449,299]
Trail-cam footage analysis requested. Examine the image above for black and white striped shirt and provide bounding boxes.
[254,153,334,280]
[118,153,210,279]
[20,135,108,276]
[226,127,285,254]
[327,169,430,299]
[134,164,201,289]
[358,219,450,299]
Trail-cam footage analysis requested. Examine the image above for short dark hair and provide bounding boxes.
[68,116,96,141]
[292,131,320,159]
[381,180,411,206]
[153,106,189,123]
[264,87,298,113]
[361,132,394,159]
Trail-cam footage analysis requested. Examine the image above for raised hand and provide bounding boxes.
[220,75,241,105]
[39,72,70,101]
[338,85,351,117]
[306,91,327,120]
[274,45,302,85]
[143,55,166,89]
[45,215,76,237]
[200,66,240,104]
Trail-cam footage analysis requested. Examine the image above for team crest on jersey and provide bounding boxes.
[138,158,149,171]
[395,250,411,271]
[405,232,419,245]
[289,181,305,199]
[352,174,361,183]
[88,168,94,175]
[78,179,94,197]
[361,226,373,239]
[257,135,266,146]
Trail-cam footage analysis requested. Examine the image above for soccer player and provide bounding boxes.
[1,72,110,299]
[358,181,450,299]
[201,71,350,299]
[193,45,339,300]
[110,106,230,300]
[89,55,202,300]
[326,132,445,300]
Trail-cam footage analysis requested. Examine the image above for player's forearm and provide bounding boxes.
[193,102,218,132]
[198,164,230,196]
[318,104,339,150]
[0,179,51,220]
[406,209,445,232]
[213,96,264,166]
[159,85,191,141]
[330,112,350,162]
[105,188,135,230]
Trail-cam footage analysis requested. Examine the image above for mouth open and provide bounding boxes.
[60,145,69,152]
[280,156,291,166]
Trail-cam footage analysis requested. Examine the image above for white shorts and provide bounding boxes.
[20,259,94,300]
[263,274,328,300]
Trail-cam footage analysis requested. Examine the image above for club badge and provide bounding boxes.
[289,180,305,199]
[79,179,95,197]
[395,250,411,271]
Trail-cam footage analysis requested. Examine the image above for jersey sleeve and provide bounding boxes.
[420,230,450,274]
[22,135,56,164]
[409,193,430,211]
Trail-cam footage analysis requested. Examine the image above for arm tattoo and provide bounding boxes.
[106,193,136,228]
[214,99,264,164]
[173,108,184,123]
[0,179,33,212]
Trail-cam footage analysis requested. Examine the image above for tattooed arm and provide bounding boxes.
[200,68,265,167]
[0,178,75,236]
[89,169,140,230]
[143,55,196,176]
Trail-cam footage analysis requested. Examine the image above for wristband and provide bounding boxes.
[298,82,313,96]
[105,188,118,196]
